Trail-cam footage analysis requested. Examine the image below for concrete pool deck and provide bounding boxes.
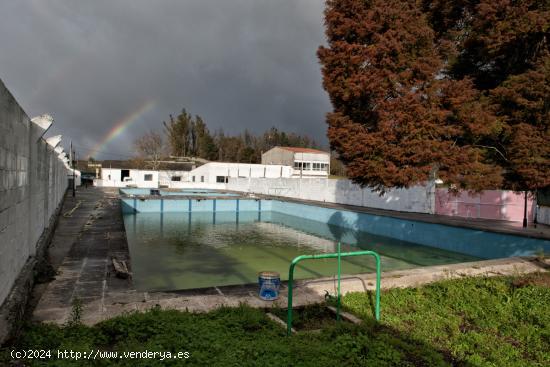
[32,187,549,325]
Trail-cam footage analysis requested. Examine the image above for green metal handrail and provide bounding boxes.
[286,244,381,335]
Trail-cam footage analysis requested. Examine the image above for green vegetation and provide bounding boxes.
[342,272,550,366]
[2,273,548,366]
[160,109,320,163]
[270,303,350,331]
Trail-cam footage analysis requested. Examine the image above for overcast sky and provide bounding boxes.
[0,0,330,159]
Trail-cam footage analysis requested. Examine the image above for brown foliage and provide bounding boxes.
[319,0,549,191]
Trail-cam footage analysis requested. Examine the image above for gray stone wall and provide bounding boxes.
[0,79,68,310]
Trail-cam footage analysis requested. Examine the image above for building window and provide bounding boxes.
[192,176,195,182]
[144,174,153,181]
[171,176,181,181]
[201,176,204,182]
[216,176,228,183]
[108,175,111,180]
[303,162,311,170]
[294,161,302,169]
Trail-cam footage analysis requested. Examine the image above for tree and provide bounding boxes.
[162,107,322,163]
[163,109,193,157]
[194,116,218,160]
[134,130,164,170]
[318,0,549,192]
[443,0,550,191]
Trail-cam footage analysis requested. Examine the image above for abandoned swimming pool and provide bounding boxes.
[120,193,550,292]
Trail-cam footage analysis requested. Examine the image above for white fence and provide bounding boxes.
[226,177,435,213]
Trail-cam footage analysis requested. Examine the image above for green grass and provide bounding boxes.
[2,273,549,366]
[342,272,550,366]
[270,303,351,331]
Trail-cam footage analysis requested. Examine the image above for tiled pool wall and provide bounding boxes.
[121,197,271,214]
[270,201,549,259]
[120,197,550,260]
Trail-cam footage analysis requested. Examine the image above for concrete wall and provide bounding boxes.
[167,182,227,190]
[261,147,294,166]
[188,162,292,184]
[538,206,550,225]
[0,80,68,310]
[227,177,435,213]
[435,189,535,222]
[226,177,541,221]
[159,170,190,187]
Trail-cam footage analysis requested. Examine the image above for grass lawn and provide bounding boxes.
[2,272,549,366]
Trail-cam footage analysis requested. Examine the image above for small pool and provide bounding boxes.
[120,188,240,197]
[121,198,549,292]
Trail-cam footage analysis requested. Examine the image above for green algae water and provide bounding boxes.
[123,211,480,291]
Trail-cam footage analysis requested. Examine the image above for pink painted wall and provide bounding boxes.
[435,189,535,222]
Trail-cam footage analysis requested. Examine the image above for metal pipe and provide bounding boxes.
[337,241,341,321]
[287,249,381,335]
[523,191,527,228]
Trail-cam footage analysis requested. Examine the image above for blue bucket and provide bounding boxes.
[258,271,280,300]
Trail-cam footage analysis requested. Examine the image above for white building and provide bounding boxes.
[261,146,330,177]
[95,160,195,188]
[96,162,293,189]
[187,162,293,185]
[100,168,162,188]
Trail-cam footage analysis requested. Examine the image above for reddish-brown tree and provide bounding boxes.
[319,0,549,191]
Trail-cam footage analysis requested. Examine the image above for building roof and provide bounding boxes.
[276,146,329,154]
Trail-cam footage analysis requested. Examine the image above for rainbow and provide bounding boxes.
[87,100,156,158]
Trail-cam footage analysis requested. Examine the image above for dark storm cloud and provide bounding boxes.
[0,0,330,159]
